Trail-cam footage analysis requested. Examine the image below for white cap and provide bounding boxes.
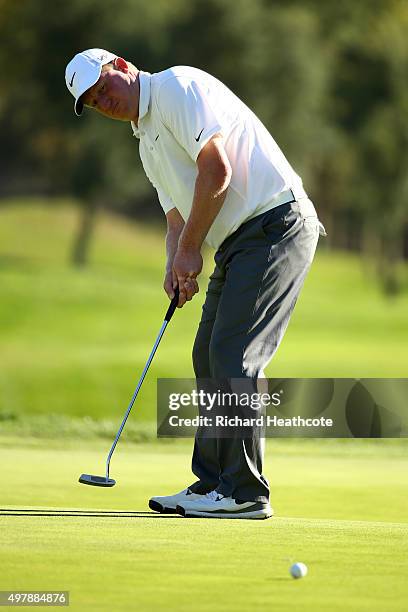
[65,48,117,116]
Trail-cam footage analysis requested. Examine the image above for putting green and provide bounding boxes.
[1,439,407,611]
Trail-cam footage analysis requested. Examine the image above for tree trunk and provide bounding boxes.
[378,231,403,297]
[71,201,97,267]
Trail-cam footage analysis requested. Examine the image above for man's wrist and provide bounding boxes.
[178,244,202,256]
[178,231,203,252]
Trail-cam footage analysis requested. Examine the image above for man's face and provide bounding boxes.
[82,62,137,122]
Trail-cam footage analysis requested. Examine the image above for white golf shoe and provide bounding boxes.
[176,490,273,520]
[149,488,205,514]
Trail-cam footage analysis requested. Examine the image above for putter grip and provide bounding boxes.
[164,286,180,322]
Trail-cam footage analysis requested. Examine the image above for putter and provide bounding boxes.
[79,287,180,488]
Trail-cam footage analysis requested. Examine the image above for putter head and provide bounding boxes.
[79,474,116,487]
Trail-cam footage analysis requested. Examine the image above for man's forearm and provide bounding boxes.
[178,166,231,251]
[166,224,184,271]
[171,136,231,307]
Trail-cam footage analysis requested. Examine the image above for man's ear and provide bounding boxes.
[113,57,129,73]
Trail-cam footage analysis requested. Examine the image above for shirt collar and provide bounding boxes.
[131,71,151,138]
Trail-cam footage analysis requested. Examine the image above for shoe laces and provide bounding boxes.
[205,490,223,502]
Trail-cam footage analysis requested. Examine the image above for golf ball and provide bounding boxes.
[290,562,308,579]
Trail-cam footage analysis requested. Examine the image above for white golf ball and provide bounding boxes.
[290,562,308,579]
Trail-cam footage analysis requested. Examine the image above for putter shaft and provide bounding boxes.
[104,288,179,480]
[105,320,168,479]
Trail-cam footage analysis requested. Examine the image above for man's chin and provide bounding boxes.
[109,109,134,122]
[100,111,129,122]
[114,114,133,122]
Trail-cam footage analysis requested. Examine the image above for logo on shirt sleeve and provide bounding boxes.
[195,128,205,142]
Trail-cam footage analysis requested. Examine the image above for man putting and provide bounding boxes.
[65,48,324,520]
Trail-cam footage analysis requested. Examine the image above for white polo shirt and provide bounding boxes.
[131,66,305,250]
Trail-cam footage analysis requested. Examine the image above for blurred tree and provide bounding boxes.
[265,0,408,292]
[0,0,407,288]
[168,0,331,183]
[358,1,408,294]
[322,0,408,293]
[0,0,188,263]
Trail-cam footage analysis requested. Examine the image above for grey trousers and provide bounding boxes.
[189,197,320,503]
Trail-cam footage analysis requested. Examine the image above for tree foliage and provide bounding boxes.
[0,0,407,289]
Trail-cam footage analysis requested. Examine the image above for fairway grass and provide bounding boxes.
[1,440,407,611]
[1,201,407,424]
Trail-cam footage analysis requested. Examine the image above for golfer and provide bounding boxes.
[66,48,325,520]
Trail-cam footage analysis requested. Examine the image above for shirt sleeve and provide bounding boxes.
[157,76,223,162]
[156,185,176,215]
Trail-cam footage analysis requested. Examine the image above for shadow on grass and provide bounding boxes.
[0,509,179,518]
[0,254,32,271]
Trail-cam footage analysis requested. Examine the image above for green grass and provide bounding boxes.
[1,438,407,611]
[0,199,407,424]
[1,201,407,610]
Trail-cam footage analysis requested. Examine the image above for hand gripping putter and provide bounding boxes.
[79,287,179,488]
